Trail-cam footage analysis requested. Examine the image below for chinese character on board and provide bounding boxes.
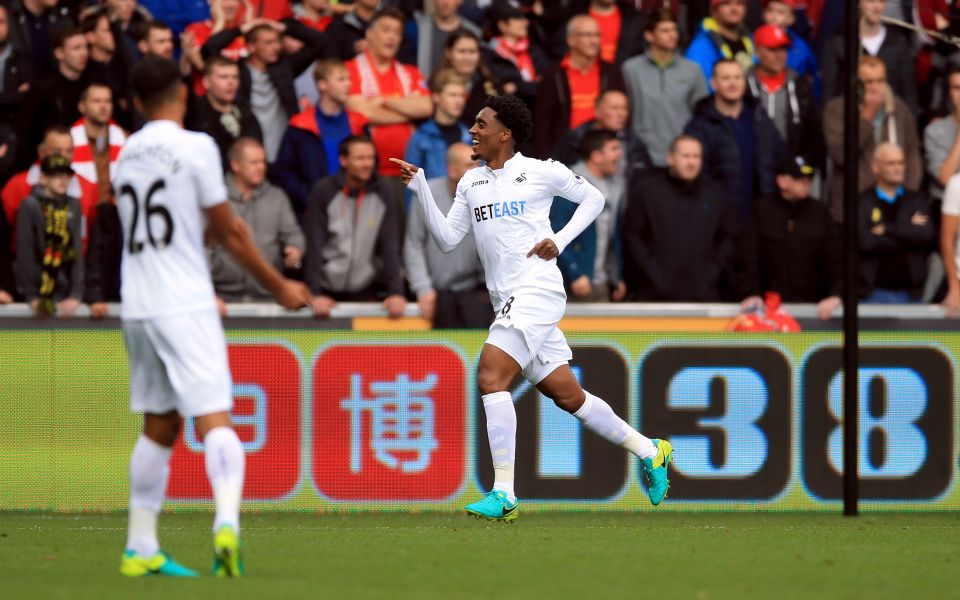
[341,373,439,473]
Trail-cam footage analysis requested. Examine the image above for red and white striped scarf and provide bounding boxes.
[70,119,125,184]
[354,50,415,98]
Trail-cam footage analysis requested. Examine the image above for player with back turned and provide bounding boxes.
[391,95,673,521]
[115,56,311,577]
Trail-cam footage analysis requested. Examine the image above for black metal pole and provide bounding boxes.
[842,0,860,517]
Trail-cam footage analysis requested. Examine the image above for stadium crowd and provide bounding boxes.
[0,0,958,326]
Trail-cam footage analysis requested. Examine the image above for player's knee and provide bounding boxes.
[144,413,180,447]
[551,388,586,414]
[477,365,511,396]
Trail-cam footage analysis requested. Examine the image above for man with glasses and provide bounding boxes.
[531,14,624,160]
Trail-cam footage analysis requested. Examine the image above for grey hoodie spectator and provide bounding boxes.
[622,8,708,167]
[404,143,489,328]
[209,139,305,302]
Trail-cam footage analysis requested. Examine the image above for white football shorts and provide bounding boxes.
[123,309,233,417]
[485,288,572,384]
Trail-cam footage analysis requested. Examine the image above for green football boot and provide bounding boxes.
[119,549,199,578]
[465,490,519,522]
[641,439,673,506]
[212,524,244,577]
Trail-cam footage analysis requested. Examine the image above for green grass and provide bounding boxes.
[2,513,959,599]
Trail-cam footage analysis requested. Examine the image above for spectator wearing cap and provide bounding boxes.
[858,142,934,304]
[821,0,918,115]
[550,129,627,303]
[923,65,960,200]
[621,134,737,301]
[823,56,921,222]
[531,14,625,160]
[485,1,549,108]
[684,59,784,221]
[686,0,755,85]
[737,155,841,320]
[760,0,819,97]
[622,8,708,167]
[15,154,83,318]
[746,24,821,173]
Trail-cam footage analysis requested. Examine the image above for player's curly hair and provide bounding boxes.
[485,95,533,146]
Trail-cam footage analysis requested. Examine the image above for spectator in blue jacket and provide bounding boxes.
[271,59,368,217]
[404,69,472,184]
[761,0,819,100]
[686,0,755,85]
[550,129,626,302]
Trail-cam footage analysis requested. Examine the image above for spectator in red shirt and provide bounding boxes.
[346,7,431,184]
[532,14,624,159]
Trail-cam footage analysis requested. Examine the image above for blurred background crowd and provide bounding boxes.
[0,0,958,326]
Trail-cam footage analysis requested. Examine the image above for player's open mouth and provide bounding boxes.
[472,139,479,146]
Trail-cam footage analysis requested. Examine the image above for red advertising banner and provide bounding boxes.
[311,344,466,501]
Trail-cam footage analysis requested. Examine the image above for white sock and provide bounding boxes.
[126,435,172,556]
[483,391,517,502]
[574,391,656,460]
[204,426,245,533]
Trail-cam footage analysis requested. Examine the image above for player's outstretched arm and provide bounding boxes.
[205,203,312,311]
[389,158,471,253]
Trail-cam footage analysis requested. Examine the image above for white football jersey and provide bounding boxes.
[410,153,604,311]
[115,120,227,319]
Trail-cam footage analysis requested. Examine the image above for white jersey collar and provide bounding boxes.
[485,152,524,177]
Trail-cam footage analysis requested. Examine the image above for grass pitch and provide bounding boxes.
[1,512,958,599]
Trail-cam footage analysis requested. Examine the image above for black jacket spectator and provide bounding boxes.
[185,95,263,172]
[8,0,73,80]
[858,187,934,298]
[622,170,737,301]
[83,201,121,304]
[484,41,550,108]
[737,193,842,301]
[684,95,783,220]
[324,10,370,61]
[531,60,625,160]
[21,69,90,166]
[0,44,32,126]
[746,67,823,171]
[303,172,404,299]
[821,28,918,116]
[202,18,331,119]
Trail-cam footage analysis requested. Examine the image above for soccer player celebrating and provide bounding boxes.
[391,95,672,522]
[115,57,311,577]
